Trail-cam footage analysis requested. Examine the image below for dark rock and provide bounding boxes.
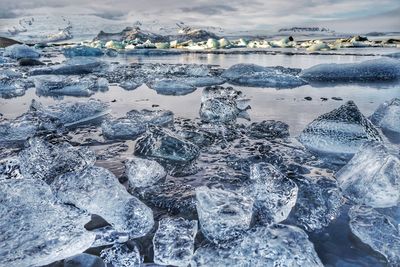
[0,36,21,48]
[18,58,45,66]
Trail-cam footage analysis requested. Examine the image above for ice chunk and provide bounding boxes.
[19,138,96,184]
[52,166,154,237]
[200,86,250,123]
[222,64,306,88]
[33,75,101,97]
[0,116,39,144]
[148,78,196,96]
[135,127,200,168]
[243,163,298,225]
[191,224,323,267]
[0,179,95,267]
[126,157,166,188]
[248,120,290,139]
[4,44,40,59]
[133,181,196,216]
[64,253,105,267]
[0,69,30,98]
[153,217,198,266]
[289,175,342,231]
[90,226,130,247]
[31,99,110,128]
[100,243,142,267]
[63,45,104,57]
[300,58,400,82]
[30,58,106,75]
[196,186,254,244]
[0,157,22,180]
[184,76,225,87]
[349,206,400,265]
[336,141,400,208]
[370,98,400,139]
[298,101,382,160]
[102,109,173,140]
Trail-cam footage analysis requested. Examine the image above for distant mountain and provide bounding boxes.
[278,27,333,33]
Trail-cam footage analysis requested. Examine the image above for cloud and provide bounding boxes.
[181,4,237,15]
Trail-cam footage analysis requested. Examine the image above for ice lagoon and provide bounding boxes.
[0,22,400,267]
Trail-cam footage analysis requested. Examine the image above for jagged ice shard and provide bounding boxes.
[153,217,198,266]
[195,186,254,244]
[0,179,95,267]
[370,98,400,140]
[191,225,323,267]
[298,101,382,160]
[125,157,167,188]
[51,166,154,237]
[349,206,400,266]
[337,141,400,208]
[100,243,142,267]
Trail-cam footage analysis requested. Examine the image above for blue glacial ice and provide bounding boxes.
[191,224,323,267]
[4,44,40,59]
[63,45,104,57]
[102,109,173,140]
[300,58,400,83]
[243,163,298,225]
[222,63,306,88]
[298,100,382,160]
[336,141,400,208]
[0,179,95,267]
[148,78,197,96]
[349,205,400,266]
[19,138,96,184]
[125,157,167,188]
[51,166,154,237]
[195,186,254,244]
[153,217,198,266]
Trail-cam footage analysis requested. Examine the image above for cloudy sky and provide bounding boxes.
[0,0,399,32]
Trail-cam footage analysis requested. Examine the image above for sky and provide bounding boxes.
[0,0,399,33]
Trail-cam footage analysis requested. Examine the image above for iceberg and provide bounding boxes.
[0,179,95,267]
[4,44,40,59]
[191,224,323,267]
[102,109,173,140]
[289,175,342,231]
[52,166,154,237]
[349,205,400,266]
[31,99,110,128]
[370,98,400,140]
[336,141,400,208]
[300,58,400,82]
[153,217,198,266]
[100,243,142,267]
[298,101,382,160]
[222,64,306,88]
[195,186,254,244]
[243,163,298,225]
[63,45,104,57]
[125,157,166,188]
[19,138,96,184]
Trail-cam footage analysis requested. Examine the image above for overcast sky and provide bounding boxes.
[0,0,399,32]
